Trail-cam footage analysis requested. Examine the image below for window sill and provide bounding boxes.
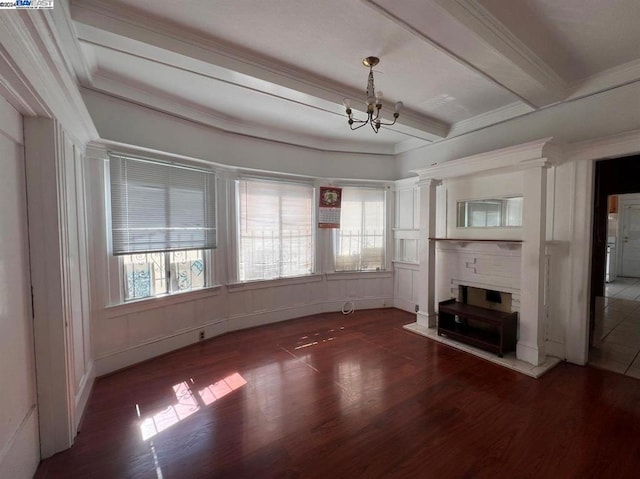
[105,285,224,318]
[392,260,419,267]
[227,273,323,292]
[325,270,392,281]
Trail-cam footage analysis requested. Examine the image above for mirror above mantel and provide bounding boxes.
[456,196,523,228]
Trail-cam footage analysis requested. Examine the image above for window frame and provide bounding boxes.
[236,176,316,282]
[106,152,219,305]
[332,185,389,273]
[119,248,212,302]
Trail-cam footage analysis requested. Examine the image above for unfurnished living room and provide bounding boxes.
[1,1,640,478]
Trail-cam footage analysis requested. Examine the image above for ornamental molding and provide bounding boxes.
[410,137,560,181]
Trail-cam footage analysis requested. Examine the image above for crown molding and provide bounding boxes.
[411,137,558,180]
[393,137,432,155]
[71,0,448,142]
[569,59,640,101]
[0,10,98,144]
[448,101,534,138]
[82,87,399,157]
[565,129,640,163]
[393,176,420,189]
[47,0,94,85]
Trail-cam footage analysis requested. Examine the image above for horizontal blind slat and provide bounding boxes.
[109,154,217,255]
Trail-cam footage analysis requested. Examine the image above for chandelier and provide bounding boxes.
[343,56,403,133]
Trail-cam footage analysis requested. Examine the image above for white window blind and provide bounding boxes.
[238,178,314,281]
[335,187,386,271]
[109,154,216,255]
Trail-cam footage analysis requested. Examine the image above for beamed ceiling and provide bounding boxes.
[67,0,640,155]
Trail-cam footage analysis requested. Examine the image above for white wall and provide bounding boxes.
[0,98,40,478]
[82,89,397,181]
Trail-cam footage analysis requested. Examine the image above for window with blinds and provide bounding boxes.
[237,178,314,281]
[109,153,216,301]
[334,187,386,271]
[109,153,217,255]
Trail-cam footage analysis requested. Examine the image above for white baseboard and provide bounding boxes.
[516,341,544,366]
[94,297,393,376]
[0,405,39,479]
[393,297,417,313]
[545,339,565,360]
[74,361,95,431]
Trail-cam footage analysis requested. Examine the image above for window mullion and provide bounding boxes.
[165,251,171,294]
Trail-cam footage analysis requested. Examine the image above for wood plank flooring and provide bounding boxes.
[35,308,640,478]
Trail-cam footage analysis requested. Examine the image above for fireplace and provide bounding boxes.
[459,285,513,313]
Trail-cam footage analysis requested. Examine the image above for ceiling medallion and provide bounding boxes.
[343,56,403,133]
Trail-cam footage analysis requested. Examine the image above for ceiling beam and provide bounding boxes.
[70,0,449,142]
[364,0,569,108]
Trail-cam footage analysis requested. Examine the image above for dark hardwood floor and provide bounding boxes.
[35,308,640,478]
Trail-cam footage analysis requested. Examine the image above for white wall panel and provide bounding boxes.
[25,118,95,454]
[0,98,40,479]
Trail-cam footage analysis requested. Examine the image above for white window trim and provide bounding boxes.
[104,152,220,306]
[236,176,317,282]
[331,183,392,273]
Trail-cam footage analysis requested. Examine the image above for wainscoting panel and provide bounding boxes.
[94,273,394,376]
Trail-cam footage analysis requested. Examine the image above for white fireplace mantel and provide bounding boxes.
[406,137,561,370]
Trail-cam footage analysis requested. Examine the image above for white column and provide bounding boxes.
[417,177,440,327]
[518,165,548,365]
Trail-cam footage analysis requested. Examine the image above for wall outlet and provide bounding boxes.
[199,330,205,341]
[415,304,420,313]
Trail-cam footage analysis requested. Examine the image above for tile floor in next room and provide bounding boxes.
[591,277,640,378]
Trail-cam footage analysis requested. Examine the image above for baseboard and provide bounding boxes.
[74,361,95,431]
[545,339,565,360]
[393,297,418,313]
[0,405,39,479]
[94,297,393,376]
[516,341,545,366]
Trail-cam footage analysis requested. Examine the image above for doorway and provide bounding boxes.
[590,157,640,378]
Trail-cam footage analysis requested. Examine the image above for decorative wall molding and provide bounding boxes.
[0,11,97,144]
[93,295,393,376]
[411,137,559,180]
[565,128,640,163]
[448,101,534,138]
[569,59,640,101]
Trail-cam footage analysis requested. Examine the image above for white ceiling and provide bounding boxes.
[67,0,640,155]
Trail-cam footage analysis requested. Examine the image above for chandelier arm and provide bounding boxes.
[350,121,369,131]
[377,117,398,127]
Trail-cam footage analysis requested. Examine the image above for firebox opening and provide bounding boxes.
[459,285,512,313]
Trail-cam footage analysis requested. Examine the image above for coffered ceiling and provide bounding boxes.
[66,0,640,155]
